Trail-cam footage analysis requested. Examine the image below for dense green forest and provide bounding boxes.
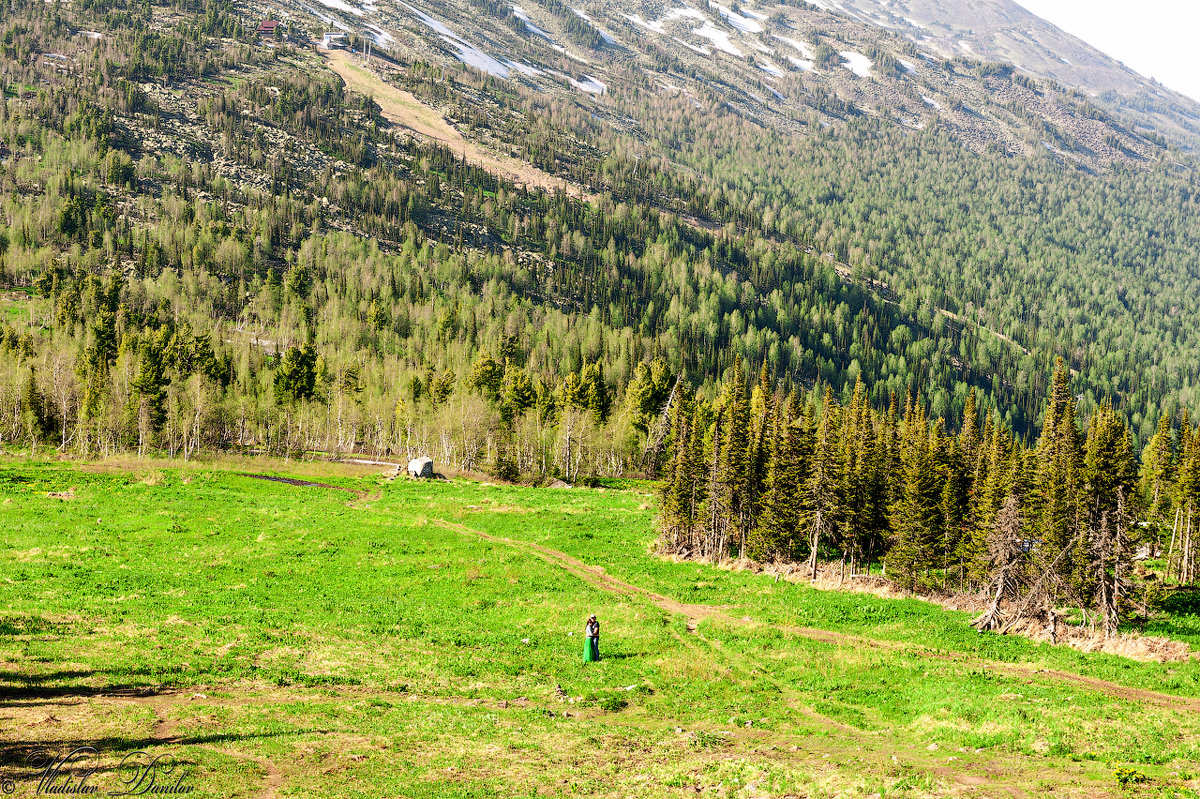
[658,358,1199,633]
[389,29,1200,444]
[1,0,1199,481]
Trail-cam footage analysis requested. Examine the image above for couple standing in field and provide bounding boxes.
[583,614,601,662]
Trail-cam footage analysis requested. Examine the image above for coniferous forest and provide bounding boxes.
[658,357,1200,634]
[3,0,1200,527]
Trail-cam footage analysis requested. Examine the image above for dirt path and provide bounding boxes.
[321,50,596,201]
[432,518,1200,715]
[433,519,717,622]
[240,473,365,496]
[1012,665,1200,712]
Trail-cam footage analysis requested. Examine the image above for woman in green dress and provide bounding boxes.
[583,614,600,662]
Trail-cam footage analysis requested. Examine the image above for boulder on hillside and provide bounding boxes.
[408,456,434,478]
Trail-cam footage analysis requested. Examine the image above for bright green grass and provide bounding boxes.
[1,457,1198,798]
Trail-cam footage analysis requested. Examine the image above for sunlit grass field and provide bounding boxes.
[1,455,1198,798]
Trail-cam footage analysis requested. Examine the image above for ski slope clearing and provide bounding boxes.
[322,50,593,198]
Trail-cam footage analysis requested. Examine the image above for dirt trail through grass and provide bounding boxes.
[321,50,596,201]
[432,518,717,623]
[241,473,365,496]
[433,518,1200,715]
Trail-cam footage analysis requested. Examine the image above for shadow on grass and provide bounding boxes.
[1144,587,1200,642]
[0,667,174,702]
[0,728,312,782]
[0,669,98,685]
[1155,588,1200,615]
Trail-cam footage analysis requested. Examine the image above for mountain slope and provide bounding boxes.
[256,0,1180,170]
[828,0,1200,149]
[4,0,1200,465]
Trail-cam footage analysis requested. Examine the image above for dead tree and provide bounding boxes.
[972,496,1025,631]
[1091,491,1134,640]
[639,375,683,477]
[973,490,1107,641]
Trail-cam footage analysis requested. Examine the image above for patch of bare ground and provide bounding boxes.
[238,472,366,498]
[321,49,597,202]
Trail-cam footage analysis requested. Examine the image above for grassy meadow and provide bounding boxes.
[1,455,1199,798]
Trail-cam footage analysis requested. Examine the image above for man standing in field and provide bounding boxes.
[584,614,601,662]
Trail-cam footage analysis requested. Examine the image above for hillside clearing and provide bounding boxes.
[1,457,1199,797]
[321,49,595,200]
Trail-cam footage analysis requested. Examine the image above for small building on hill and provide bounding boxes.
[321,31,347,48]
[256,20,281,38]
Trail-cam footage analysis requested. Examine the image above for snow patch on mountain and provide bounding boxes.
[503,59,544,76]
[840,50,872,77]
[569,74,607,94]
[513,5,554,41]
[708,1,763,33]
[366,23,394,45]
[623,13,662,32]
[673,36,712,55]
[447,39,510,76]
[693,21,743,56]
[304,4,351,30]
[402,2,510,77]
[313,0,364,17]
[401,2,456,37]
[571,8,616,44]
[775,36,813,59]
[757,58,784,77]
[666,6,707,22]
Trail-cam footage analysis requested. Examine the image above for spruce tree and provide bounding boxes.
[1031,359,1085,601]
[889,402,942,589]
[1140,411,1175,555]
[714,357,750,558]
[753,389,806,561]
[1083,402,1139,636]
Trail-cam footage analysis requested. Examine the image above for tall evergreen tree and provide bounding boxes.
[1140,411,1175,555]
[752,389,808,561]
[1031,359,1085,600]
[712,358,751,558]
